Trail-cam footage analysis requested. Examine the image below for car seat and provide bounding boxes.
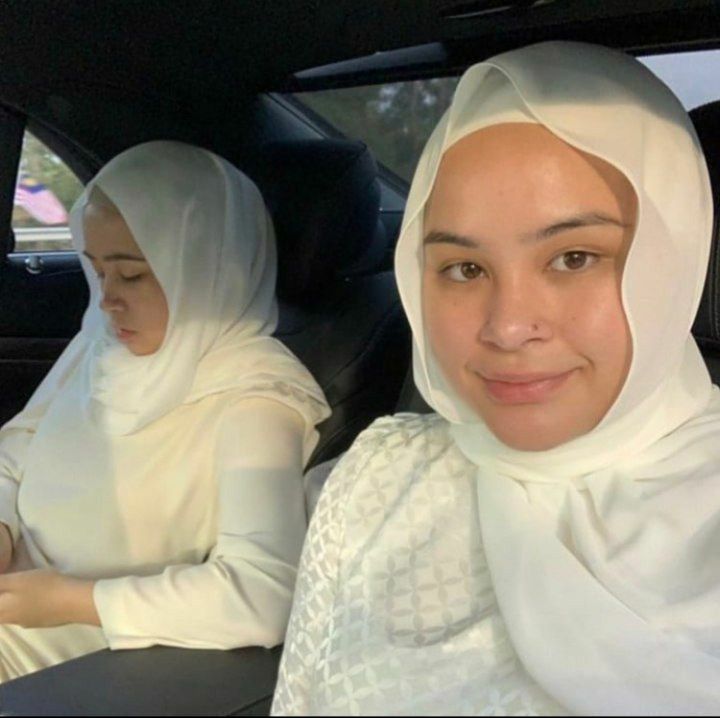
[245,139,412,467]
[690,100,720,383]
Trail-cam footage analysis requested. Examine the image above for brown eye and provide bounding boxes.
[444,262,484,282]
[551,251,598,272]
[460,262,482,279]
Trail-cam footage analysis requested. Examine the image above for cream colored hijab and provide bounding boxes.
[10,141,328,452]
[396,42,720,714]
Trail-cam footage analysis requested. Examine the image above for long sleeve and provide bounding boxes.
[93,397,308,650]
[0,337,85,547]
[271,430,373,715]
[0,420,36,544]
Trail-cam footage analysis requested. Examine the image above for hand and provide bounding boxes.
[0,569,99,628]
[0,523,12,574]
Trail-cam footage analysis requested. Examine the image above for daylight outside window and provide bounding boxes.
[12,132,83,253]
[290,49,720,185]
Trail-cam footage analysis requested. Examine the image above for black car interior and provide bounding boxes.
[691,101,720,384]
[0,1,718,715]
[245,139,410,465]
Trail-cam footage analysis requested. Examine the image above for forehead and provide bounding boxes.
[83,202,143,257]
[425,123,636,233]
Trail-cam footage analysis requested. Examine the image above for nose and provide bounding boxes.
[479,277,552,350]
[99,277,124,313]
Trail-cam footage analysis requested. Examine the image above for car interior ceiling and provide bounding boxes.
[0,2,717,164]
[0,1,720,715]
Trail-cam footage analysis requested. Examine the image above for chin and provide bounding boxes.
[482,408,592,453]
[492,429,570,452]
[128,342,153,356]
[127,335,164,356]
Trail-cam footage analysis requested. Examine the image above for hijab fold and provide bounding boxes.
[395,41,720,714]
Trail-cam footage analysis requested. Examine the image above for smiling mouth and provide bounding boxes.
[479,369,577,404]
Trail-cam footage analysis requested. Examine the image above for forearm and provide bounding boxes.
[78,399,307,644]
[61,576,100,626]
[94,544,298,650]
[0,570,100,628]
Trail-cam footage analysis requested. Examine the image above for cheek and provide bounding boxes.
[130,286,169,356]
[563,279,631,376]
[423,282,479,377]
[150,285,169,327]
[132,283,169,335]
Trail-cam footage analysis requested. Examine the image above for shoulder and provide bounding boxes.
[207,392,308,458]
[319,411,453,504]
[350,411,452,456]
[312,411,475,562]
[198,390,305,426]
[332,413,452,464]
[215,381,329,433]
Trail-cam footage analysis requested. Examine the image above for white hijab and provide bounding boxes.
[396,42,720,715]
[10,141,328,450]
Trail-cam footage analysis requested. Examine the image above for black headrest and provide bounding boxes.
[247,139,385,303]
[690,102,720,354]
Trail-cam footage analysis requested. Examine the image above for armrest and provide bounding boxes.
[0,644,282,716]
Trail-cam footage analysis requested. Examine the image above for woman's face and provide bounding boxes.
[83,197,169,356]
[422,123,637,451]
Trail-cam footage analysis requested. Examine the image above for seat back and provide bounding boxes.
[690,101,720,382]
[246,139,411,465]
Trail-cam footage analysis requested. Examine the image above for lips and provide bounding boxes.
[114,326,137,342]
[479,369,577,404]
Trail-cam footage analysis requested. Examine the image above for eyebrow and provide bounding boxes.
[423,212,630,248]
[83,251,146,262]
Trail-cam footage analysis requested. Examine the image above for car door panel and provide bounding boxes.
[0,253,87,425]
[0,104,88,426]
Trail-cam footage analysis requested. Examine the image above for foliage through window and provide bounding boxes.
[294,78,459,183]
[291,49,720,185]
[12,132,83,252]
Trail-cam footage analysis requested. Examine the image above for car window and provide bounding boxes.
[289,48,720,185]
[639,49,720,111]
[12,131,83,253]
[293,78,459,184]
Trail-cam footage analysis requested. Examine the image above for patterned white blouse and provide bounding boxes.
[273,413,567,716]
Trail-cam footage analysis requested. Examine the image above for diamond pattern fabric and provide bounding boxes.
[273,414,566,715]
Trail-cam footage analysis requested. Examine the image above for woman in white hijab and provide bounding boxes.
[272,41,720,715]
[0,141,329,680]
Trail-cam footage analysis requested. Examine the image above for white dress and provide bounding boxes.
[273,413,566,716]
[0,375,313,682]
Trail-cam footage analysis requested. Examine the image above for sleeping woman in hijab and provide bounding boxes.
[272,41,720,716]
[0,140,329,681]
